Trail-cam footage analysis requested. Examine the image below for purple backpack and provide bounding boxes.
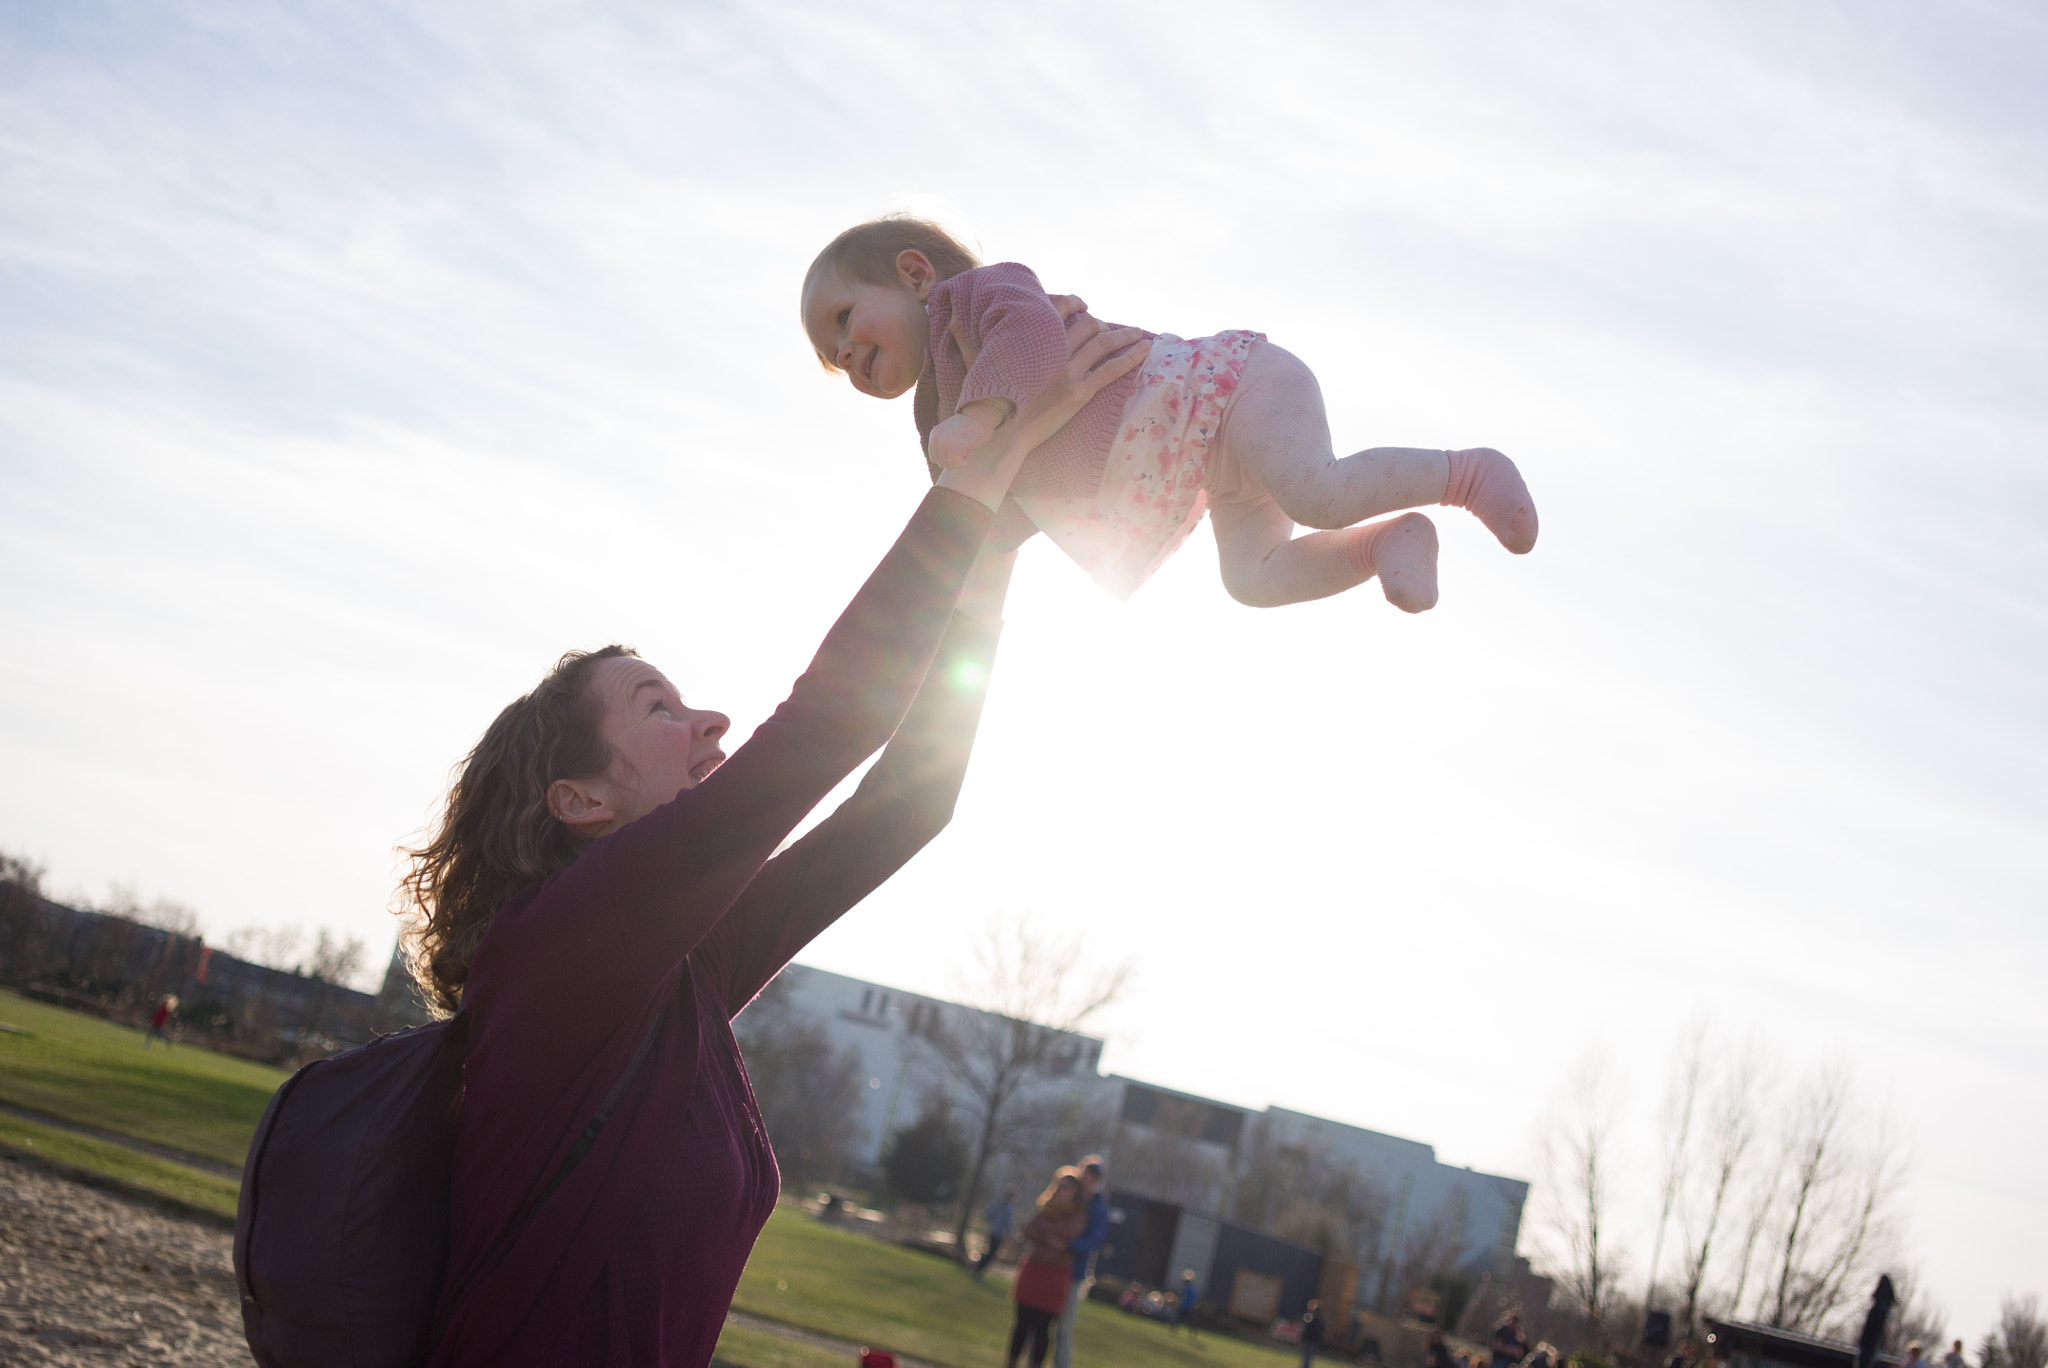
[234,1015,469,1367]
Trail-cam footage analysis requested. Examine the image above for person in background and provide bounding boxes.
[1904,1342,1929,1368]
[1301,1298,1327,1368]
[1007,1169,1088,1368]
[1942,1340,1967,1368]
[1491,1313,1529,1368]
[1053,1156,1109,1368]
[976,1190,1018,1281]
[143,994,176,1049]
[1171,1270,1200,1342]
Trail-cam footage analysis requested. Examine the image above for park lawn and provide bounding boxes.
[0,987,288,1167]
[0,1109,241,1217]
[714,1322,861,1368]
[733,1207,1297,1368]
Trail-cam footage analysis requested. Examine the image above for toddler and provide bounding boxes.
[801,217,1537,610]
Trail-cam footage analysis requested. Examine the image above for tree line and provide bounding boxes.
[1528,1024,2043,1367]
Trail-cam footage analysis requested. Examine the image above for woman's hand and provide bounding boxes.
[935,300,1148,513]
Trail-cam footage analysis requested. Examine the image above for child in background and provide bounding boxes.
[1172,1270,1200,1341]
[802,216,1537,610]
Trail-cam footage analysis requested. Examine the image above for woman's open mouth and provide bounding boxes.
[690,753,724,783]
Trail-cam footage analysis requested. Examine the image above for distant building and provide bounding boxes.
[750,962,1529,1304]
[762,962,1107,1172]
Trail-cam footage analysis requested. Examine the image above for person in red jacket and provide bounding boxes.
[143,994,176,1049]
[398,305,1142,1368]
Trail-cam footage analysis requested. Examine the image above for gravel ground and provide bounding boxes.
[0,1154,247,1367]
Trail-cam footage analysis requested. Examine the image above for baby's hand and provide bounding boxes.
[927,410,998,470]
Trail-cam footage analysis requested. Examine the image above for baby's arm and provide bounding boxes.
[926,264,1069,468]
[926,397,1014,470]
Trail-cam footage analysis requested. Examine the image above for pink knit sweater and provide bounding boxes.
[915,262,1154,547]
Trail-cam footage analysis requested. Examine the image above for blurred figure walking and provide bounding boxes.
[1171,1270,1200,1342]
[976,1191,1018,1280]
[1301,1299,1326,1368]
[143,994,176,1049]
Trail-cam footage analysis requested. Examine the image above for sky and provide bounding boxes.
[2,0,2043,1342]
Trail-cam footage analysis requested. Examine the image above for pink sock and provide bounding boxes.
[1442,448,1538,554]
[1348,512,1439,613]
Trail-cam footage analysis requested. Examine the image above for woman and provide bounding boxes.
[403,304,1144,1368]
[1007,1167,1089,1368]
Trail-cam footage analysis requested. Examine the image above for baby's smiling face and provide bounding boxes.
[802,256,935,400]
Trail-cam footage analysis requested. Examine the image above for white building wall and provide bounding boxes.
[762,962,1109,1172]
[754,964,1526,1278]
[1263,1106,1529,1278]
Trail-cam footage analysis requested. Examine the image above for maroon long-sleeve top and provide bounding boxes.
[429,488,999,1368]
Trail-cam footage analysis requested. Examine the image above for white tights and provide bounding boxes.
[1208,342,1453,610]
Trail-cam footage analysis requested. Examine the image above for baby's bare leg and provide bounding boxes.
[1211,491,1439,612]
[1219,343,1537,552]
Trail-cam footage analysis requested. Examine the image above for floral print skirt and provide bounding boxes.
[1013,329,1262,600]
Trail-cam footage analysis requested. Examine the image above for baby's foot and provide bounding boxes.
[1348,511,1439,613]
[1442,447,1538,554]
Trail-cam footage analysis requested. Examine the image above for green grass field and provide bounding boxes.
[0,987,288,1167]
[716,1322,861,1368]
[0,1108,241,1217]
[0,989,1297,1368]
[724,1207,1298,1368]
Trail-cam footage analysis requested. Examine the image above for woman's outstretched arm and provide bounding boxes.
[704,544,1015,1011]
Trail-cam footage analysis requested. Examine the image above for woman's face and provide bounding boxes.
[1056,1176,1079,1201]
[569,655,729,830]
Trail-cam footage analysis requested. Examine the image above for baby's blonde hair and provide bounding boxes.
[802,215,982,372]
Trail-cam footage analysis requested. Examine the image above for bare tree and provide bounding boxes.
[1882,1269,1947,1356]
[225,922,306,970]
[1540,1057,1628,1350]
[0,851,45,896]
[306,928,366,985]
[1678,1040,1772,1335]
[1647,1021,1708,1314]
[1384,1199,1470,1316]
[926,915,1129,1259]
[102,883,202,939]
[1111,1092,1230,1209]
[1224,1116,1388,1288]
[1749,1068,1905,1335]
[1996,1295,2048,1368]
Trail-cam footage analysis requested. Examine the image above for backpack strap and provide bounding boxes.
[429,989,672,1350]
[513,997,669,1228]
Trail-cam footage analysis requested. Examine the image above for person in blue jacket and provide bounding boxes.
[1053,1157,1109,1368]
[975,1191,1018,1281]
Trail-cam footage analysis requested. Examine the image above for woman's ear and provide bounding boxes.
[896,249,938,301]
[547,775,614,833]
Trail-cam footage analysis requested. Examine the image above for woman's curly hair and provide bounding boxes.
[397,645,633,1015]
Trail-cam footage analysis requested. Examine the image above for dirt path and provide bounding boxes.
[0,1153,245,1366]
